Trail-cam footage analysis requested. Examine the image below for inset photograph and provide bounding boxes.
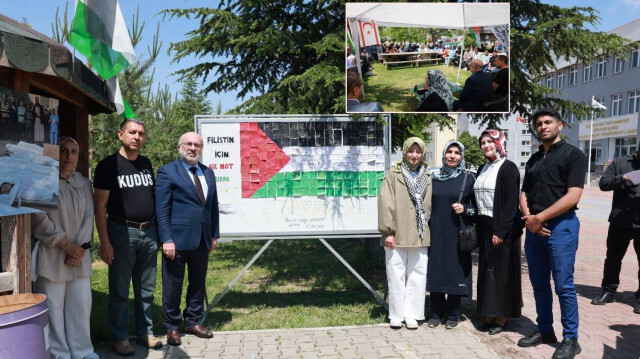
[346,2,509,113]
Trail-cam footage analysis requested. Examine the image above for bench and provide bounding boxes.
[384,57,442,69]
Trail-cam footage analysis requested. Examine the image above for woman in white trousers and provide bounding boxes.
[378,137,432,329]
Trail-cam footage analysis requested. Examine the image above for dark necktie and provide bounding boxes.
[189,167,206,204]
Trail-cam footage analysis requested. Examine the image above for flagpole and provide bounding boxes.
[515,117,519,168]
[587,96,595,188]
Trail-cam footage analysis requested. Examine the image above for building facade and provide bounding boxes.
[539,18,640,171]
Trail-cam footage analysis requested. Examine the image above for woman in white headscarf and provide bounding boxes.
[474,129,523,335]
[31,137,98,359]
[427,140,476,329]
[378,137,432,329]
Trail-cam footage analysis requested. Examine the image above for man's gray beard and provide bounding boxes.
[179,148,199,165]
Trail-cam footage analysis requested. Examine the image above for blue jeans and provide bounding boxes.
[524,211,580,339]
[107,220,158,340]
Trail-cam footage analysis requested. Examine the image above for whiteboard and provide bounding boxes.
[195,114,391,238]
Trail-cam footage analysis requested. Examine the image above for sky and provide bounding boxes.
[2,0,640,114]
[1,0,251,113]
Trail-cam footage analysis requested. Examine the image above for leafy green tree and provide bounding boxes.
[473,0,632,128]
[162,0,345,114]
[457,130,484,169]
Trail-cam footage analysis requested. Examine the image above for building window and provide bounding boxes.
[629,90,640,113]
[615,137,637,158]
[583,64,591,82]
[557,70,565,89]
[546,74,554,89]
[631,48,640,68]
[569,66,578,85]
[520,162,527,167]
[501,129,509,139]
[614,56,624,73]
[611,94,622,116]
[565,112,576,124]
[521,151,530,157]
[522,140,531,146]
[596,57,607,78]
[522,129,531,135]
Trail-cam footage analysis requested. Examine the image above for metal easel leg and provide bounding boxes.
[317,238,388,311]
[201,239,274,324]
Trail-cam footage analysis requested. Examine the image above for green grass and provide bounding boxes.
[89,238,387,341]
[363,62,470,112]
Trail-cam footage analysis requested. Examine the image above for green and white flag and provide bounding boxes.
[70,0,136,118]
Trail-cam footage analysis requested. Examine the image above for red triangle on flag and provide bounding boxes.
[240,122,291,198]
[517,115,526,123]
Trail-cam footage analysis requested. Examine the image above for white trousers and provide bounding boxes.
[35,276,95,359]
[385,246,428,321]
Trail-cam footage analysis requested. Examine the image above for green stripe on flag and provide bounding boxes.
[70,1,132,79]
[251,171,385,198]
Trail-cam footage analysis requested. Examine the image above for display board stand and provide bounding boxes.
[201,235,388,324]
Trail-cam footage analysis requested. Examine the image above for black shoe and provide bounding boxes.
[445,318,459,329]
[591,291,615,305]
[427,317,441,328]
[634,291,640,314]
[517,330,558,347]
[552,338,581,359]
[476,320,494,332]
[488,320,508,335]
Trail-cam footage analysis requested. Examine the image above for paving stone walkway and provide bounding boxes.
[95,188,640,358]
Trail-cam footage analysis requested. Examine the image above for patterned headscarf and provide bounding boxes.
[400,137,429,238]
[432,140,466,181]
[424,69,454,111]
[479,129,507,162]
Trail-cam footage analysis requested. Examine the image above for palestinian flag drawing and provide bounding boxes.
[199,117,388,236]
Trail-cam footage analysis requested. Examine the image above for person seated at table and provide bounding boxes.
[416,69,454,112]
[461,46,475,70]
[453,59,493,112]
[485,51,499,73]
[445,47,458,66]
[389,44,399,62]
[347,69,384,112]
[480,50,492,67]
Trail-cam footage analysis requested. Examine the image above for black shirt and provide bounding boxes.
[522,140,587,215]
[493,68,508,97]
[94,152,155,221]
[599,155,640,228]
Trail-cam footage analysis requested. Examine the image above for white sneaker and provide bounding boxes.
[390,319,403,329]
[405,318,419,329]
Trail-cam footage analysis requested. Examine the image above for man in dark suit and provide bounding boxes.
[453,59,493,112]
[155,131,220,346]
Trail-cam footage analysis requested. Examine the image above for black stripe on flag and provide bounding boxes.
[258,121,384,148]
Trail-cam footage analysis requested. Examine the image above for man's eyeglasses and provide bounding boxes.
[180,142,203,149]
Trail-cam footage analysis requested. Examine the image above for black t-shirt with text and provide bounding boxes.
[493,68,508,97]
[94,152,155,222]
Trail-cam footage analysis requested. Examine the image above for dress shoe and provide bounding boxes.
[488,320,508,335]
[389,319,403,329]
[552,338,581,359]
[591,291,615,305]
[185,324,214,339]
[517,329,558,347]
[166,330,182,346]
[476,318,495,332]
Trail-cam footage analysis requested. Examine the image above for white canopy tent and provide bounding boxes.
[347,2,509,83]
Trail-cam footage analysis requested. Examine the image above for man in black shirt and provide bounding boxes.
[518,108,587,359]
[492,55,509,97]
[94,119,162,355]
[591,145,640,314]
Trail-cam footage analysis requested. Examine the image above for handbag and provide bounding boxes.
[457,172,478,252]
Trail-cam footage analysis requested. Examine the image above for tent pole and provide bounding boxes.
[457,30,465,82]
[347,19,365,100]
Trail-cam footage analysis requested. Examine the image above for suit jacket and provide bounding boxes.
[457,71,493,111]
[347,99,384,112]
[155,159,220,251]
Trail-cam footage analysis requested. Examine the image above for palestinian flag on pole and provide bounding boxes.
[70,0,137,118]
[469,27,482,49]
[241,122,385,198]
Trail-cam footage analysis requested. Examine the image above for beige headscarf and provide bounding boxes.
[402,137,426,171]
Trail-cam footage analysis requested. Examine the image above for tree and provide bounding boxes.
[472,0,632,129]
[162,0,345,114]
[457,130,484,169]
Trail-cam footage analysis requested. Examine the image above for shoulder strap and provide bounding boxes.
[458,171,468,203]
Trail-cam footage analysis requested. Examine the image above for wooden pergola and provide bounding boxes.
[0,14,115,294]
